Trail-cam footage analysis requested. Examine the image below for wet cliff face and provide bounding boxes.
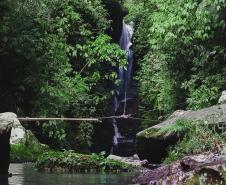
[102,0,128,42]
[92,1,129,155]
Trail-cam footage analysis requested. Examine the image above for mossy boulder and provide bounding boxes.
[136,104,226,163]
[0,112,20,176]
[36,151,135,173]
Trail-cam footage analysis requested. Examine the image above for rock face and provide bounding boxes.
[136,104,226,163]
[133,153,226,185]
[10,125,25,144]
[102,0,128,42]
[0,112,20,176]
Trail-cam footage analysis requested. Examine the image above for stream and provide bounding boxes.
[3,164,137,185]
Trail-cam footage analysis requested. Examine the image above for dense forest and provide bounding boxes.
[0,0,129,152]
[1,0,226,161]
[1,0,226,184]
[126,0,226,129]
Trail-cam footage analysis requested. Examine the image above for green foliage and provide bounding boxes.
[126,0,226,129]
[124,1,143,23]
[0,0,126,151]
[10,132,51,163]
[36,151,134,173]
[164,120,224,164]
[159,119,191,137]
[138,119,191,139]
[74,122,94,152]
[10,143,50,163]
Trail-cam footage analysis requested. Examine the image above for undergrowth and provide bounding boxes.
[10,143,50,163]
[164,119,224,164]
[10,131,51,163]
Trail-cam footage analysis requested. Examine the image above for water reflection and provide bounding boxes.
[1,164,137,185]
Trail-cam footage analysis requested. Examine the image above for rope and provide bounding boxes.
[17,101,189,123]
[18,114,159,123]
[123,91,127,115]
[18,117,101,122]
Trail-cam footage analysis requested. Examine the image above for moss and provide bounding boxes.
[184,166,226,185]
[137,119,191,139]
[36,151,135,173]
[137,117,225,163]
[136,119,191,163]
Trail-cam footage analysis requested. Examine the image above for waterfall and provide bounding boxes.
[112,21,134,151]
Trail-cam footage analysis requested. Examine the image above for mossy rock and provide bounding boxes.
[0,112,20,175]
[36,151,135,173]
[136,127,182,164]
[136,104,226,163]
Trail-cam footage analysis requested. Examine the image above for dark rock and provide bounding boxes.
[136,104,226,163]
[0,131,11,175]
[102,0,128,42]
[113,98,139,156]
[133,153,226,185]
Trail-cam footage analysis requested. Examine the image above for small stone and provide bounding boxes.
[133,154,140,160]
[218,90,226,104]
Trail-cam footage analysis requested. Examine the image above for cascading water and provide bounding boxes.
[112,21,134,154]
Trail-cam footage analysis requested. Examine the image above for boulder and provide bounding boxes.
[136,104,226,163]
[107,154,148,167]
[10,125,25,144]
[133,153,226,185]
[0,112,20,176]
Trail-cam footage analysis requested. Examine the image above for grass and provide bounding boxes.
[156,119,191,138]
[10,130,52,163]
[10,143,51,163]
[137,119,191,139]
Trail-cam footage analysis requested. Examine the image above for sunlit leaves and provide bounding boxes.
[127,0,226,128]
[0,0,126,151]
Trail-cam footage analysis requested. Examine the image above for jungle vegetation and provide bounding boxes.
[1,0,226,155]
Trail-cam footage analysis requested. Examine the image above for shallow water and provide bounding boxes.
[1,164,137,185]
